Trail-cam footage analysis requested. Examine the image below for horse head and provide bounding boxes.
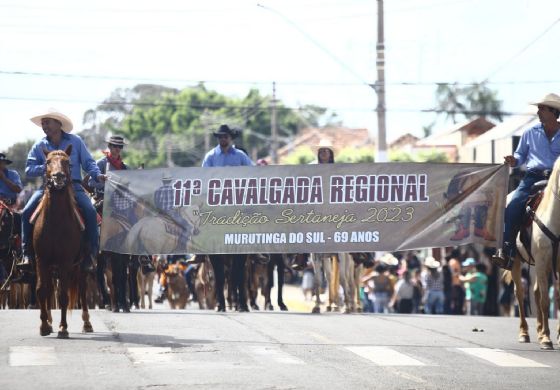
[44,145,72,191]
[179,204,201,236]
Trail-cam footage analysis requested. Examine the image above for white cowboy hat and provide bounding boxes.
[105,135,127,146]
[30,109,74,133]
[530,93,560,111]
[380,252,399,266]
[317,138,334,150]
[424,256,441,269]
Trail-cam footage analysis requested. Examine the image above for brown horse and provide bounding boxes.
[33,146,93,338]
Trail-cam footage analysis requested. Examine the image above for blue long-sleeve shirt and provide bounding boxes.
[201,145,254,167]
[0,169,22,201]
[513,123,560,171]
[26,132,101,183]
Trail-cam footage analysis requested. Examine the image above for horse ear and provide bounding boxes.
[64,144,73,156]
[42,147,49,159]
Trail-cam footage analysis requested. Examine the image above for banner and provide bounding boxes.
[100,162,509,255]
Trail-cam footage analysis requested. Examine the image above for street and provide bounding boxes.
[1,287,559,390]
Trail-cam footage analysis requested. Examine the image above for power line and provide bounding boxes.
[485,17,560,81]
[2,70,559,87]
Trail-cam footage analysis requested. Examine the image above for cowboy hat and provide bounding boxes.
[0,153,12,164]
[161,171,173,182]
[530,93,560,111]
[380,252,399,266]
[30,109,74,133]
[213,124,240,139]
[424,256,441,269]
[317,138,334,150]
[105,135,127,146]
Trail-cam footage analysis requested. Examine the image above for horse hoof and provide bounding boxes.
[57,330,69,339]
[251,304,260,311]
[326,306,332,312]
[265,304,274,311]
[40,326,52,336]
[82,324,94,333]
[311,307,321,314]
[518,335,530,343]
[540,341,553,350]
[333,307,340,312]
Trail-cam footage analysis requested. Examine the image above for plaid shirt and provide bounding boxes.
[422,270,444,292]
[154,184,174,211]
[110,188,134,212]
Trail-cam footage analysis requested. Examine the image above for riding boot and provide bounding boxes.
[16,246,35,273]
[491,242,514,270]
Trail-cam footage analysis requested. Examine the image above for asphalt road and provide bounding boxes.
[1,292,560,390]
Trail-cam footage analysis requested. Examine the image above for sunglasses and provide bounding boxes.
[109,144,124,149]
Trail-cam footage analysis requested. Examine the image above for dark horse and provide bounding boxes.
[34,146,93,338]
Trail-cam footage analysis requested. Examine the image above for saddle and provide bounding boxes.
[518,180,549,266]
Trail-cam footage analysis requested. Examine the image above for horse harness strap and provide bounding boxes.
[527,207,559,280]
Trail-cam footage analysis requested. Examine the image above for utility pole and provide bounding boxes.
[271,81,278,164]
[375,0,387,162]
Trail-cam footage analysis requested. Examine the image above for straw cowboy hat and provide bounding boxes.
[161,171,173,182]
[30,109,73,133]
[0,153,12,165]
[105,135,127,146]
[530,93,560,111]
[213,124,240,139]
[424,256,441,269]
[380,252,399,266]
[317,138,334,150]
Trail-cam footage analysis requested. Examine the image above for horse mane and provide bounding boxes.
[538,158,560,212]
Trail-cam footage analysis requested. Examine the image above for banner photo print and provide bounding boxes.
[100,162,509,255]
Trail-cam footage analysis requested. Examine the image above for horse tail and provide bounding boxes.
[67,265,81,311]
[501,269,513,285]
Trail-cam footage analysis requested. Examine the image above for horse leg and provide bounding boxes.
[535,267,553,349]
[311,254,321,314]
[81,271,93,333]
[57,275,69,339]
[354,263,363,313]
[276,255,287,311]
[511,258,529,342]
[36,261,53,336]
[264,259,274,310]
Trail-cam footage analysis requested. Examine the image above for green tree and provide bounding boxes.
[2,140,36,185]
[433,82,502,123]
[82,84,335,168]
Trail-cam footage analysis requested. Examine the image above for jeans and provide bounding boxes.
[372,292,390,313]
[425,290,445,314]
[22,184,99,255]
[503,172,545,255]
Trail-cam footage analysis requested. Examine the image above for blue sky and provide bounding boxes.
[0,0,558,152]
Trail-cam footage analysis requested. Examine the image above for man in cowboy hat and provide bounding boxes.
[18,109,106,272]
[0,153,22,205]
[492,93,560,270]
[202,124,254,312]
[89,135,128,202]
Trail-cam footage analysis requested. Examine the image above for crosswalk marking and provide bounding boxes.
[9,346,57,367]
[457,348,549,368]
[127,347,176,365]
[346,346,426,366]
[247,346,304,365]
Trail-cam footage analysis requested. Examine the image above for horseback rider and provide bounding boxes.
[0,153,22,207]
[88,135,129,310]
[492,93,560,270]
[17,109,106,273]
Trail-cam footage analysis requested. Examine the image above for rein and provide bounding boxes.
[527,176,560,280]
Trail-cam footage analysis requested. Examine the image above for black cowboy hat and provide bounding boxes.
[0,153,12,164]
[213,124,240,139]
[105,135,127,147]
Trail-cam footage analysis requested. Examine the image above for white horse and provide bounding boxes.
[310,253,362,314]
[506,157,560,349]
[125,206,201,255]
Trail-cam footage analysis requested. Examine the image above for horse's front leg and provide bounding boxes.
[511,257,529,342]
[57,276,69,339]
[80,271,93,333]
[36,261,53,336]
[535,268,553,349]
[311,255,321,314]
